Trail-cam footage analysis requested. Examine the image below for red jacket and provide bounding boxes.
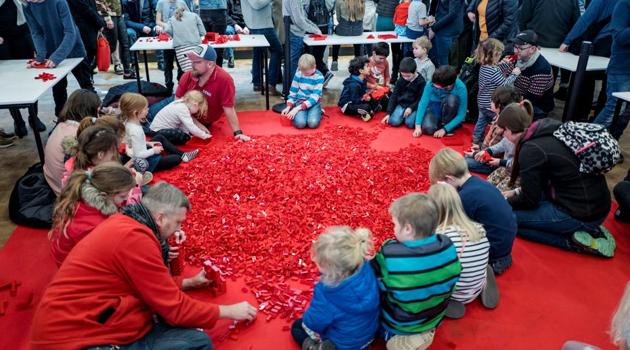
[31,213,220,350]
[49,201,108,267]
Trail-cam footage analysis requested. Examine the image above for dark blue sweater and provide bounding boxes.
[608,0,630,75]
[431,0,464,36]
[458,176,517,261]
[563,0,620,45]
[338,75,367,107]
[23,0,86,65]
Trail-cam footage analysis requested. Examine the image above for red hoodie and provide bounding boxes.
[30,213,220,350]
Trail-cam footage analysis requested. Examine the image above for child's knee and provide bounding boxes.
[307,118,320,128]
[444,94,460,111]
[293,119,307,129]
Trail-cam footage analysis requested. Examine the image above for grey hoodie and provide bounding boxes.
[241,0,273,29]
[282,0,321,37]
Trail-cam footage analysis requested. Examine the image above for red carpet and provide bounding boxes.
[1,108,629,350]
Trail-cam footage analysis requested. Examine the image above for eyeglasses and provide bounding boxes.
[514,44,532,51]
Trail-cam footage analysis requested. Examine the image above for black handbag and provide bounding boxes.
[9,163,56,229]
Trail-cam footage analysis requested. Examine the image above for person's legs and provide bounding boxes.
[431,34,455,66]
[306,103,322,128]
[292,109,308,129]
[388,105,406,126]
[404,110,416,128]
[310,26,330,77]
[290,319,309,346]
[147,96,175,125]
[163,49,177,92]
[71,59,95,92]
[224,25,235,67]
[390,43,401,83]
[211,23,227,67]
[421,101,442,135]
[593,73,630,128]
[155,129,191,145]
[265,29,282,87]
[154,154,183,172]
[472,109,494,145]
[332,44,340,62]
[289,32,304,82]
[114,16,133,76]
[89,323,212,350]
[439,94,461,129]
[151,133,184,156]
[465,156,496,174]
[52,76,69,117]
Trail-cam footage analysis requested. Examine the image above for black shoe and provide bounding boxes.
[227,56,235,68]
[157,62,164,71]
[554,87,568,101]
[0,129,15,138]
[489,254,512,275]
[123,71,138,80]
[323,71,334,88]
[34,118,47,132]
[14,121,27,138]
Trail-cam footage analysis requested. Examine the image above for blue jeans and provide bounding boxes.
[388,105,416,128]
[86,323,212,349]
[515,200,606,251]
[421,95,460,135]
[224,25,235,59]
[289,32,305,83]
[293,103,322,129]
[251,27,283,86]
[472,108,495,145]
[430,33,456,66]
[593,73,630,129]
[465,155,496,174]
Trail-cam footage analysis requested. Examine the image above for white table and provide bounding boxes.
[303,31,415,46]
[0,58,83,163]
[612,92,630,128]
[539,46,610,122]
[130,35,272,109]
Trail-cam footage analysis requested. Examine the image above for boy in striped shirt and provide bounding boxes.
[371,193,461,350]
[281,54,325,129]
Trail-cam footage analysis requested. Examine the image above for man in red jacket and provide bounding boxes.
[30,182,257,350]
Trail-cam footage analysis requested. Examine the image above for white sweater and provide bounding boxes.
[150,100,210,139]
[125,122,155,159]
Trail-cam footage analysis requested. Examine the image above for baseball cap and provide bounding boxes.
[512,30,538,46]
[186,44,217,62]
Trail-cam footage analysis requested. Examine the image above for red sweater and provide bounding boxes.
[30,214,220,350]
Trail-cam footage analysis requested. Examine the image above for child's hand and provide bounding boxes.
[413,126,422,137]
[381,115,390,124]
[433,128,446,138]
[280,106,291,116]
[474,151,484,161]
[287,107,300,119]
[403,108,413,118]
[153,145,164,154]
[428,28,435,40]
[488,158,501,167]
[511,67,521,76]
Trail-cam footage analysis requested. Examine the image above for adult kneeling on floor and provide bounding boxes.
[498,104,616,258]
[30,182,257,350]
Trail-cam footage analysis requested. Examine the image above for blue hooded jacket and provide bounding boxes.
[338,75,368,107]
[302,262,380,350]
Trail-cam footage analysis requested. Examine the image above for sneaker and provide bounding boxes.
[34,118,47,132]
[489,254,512,275]
[14,121,27,138]
[0,128,15,138]
[323,71,334,88]
[480,265,499,309]
[331,61,338,71]
[571,226,615,258]
[444,299,465,319]
[554,86,568,101]
[227,56,235,68]
[141,171,153,186]
[114,64,124,75]
[0,136,15,149]
[123,71,138,80]
[181,149,199,162]
[386,331,435,350]
[340,102,349,114]
[302,338,335,350]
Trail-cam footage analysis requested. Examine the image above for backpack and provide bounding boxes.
[307,0,331,27]
[553,121,623,175]
[9,163,56,229]
[458,56,480,123]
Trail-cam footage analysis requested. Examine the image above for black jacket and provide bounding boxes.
[338,75,368,107]
[386,74,426,114]
[67,0,106,53]
[509,118,611,222]
[518,0,580,47]
[375,0,400,18]
[227,0,246,27]
[467,0,517,43]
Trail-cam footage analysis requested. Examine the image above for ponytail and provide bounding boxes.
[75,125,120,171]
[51,170,89,237]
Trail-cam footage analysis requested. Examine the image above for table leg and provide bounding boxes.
[134,51,142,94]
[143,50,150,83]
[612,98,623,130]
[28,104,45,164]
[563,41,592,122]
[263,48,269,110]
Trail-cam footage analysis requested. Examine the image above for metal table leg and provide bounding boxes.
[134,51,142,94]
[143,50,150,82]
[27,103,45,163]
[563,41,592,122]
[263,48,269,110]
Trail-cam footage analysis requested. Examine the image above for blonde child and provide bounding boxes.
[428,183,496,318]
[49,162,135,267]
[472,39,521,148]
[150,90,211,143]
[281,54,324,129]
[412,36,435,82]
[157,6,206,73]
[120,93,197,173]
[291,226,380,350]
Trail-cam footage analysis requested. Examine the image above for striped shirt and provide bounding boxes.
[436,225,490,304]
[287,69,324,110]
[477,64,517,112]
[371,235,461,336]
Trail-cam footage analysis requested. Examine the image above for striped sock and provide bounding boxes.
[181,149,199,162]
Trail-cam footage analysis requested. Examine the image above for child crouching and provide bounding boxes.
[382,57,426,129]
[339,56,380,122]
[291,226,380,350]
[282,54,324,129]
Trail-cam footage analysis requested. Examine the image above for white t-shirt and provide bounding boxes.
[150,100,210,139]
[125,122,155,159]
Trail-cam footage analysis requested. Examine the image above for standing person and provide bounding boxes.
[375,0,402,83]
[329,0,365,71]
[30,182,258,349]
[518,0,580,48]
[199,0,230,67]
[427,0,464,67]
[158,6,205,74]
[97,0,137,79]
[305,0,335,87]
[403,0,431,58]
[0,0,45,138]
[225,0,248,68]
[156,0,189,92]
[466,0,517,47]
[241,0,282,95]
[23,0,95,118]
[67,0,106,78]
[283,0,322,82]
[123,0,157,45]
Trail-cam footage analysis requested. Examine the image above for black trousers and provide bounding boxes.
[154,129,191,145]
[332,44,364,61]
[342,99,383,116]
[52,60,95,116]
[103,15,132,71]
[200,9,228,67]
[150,133,184,156]
[163,49,183,91]
[307,26,330,76]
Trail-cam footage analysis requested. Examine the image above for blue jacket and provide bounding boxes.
[23,0,86,65]
[608,0,630,75]
[302,262,380,350]
[123,0,157,31]
[338,75,367,107]
[563,0,620,46]
[415,78,468,132]
[431,0,464,36]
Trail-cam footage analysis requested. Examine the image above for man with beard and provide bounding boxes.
[176,44,251,141]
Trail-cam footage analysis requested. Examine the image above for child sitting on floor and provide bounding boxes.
[339,56,378,122]
[428,183,496,319]
[366,42,391,106]
[412,36,435,82]
[413,65,468,138]
[371,192,461,349]
[429,147,517,275]
[49,162,135,267]
[381,57,426,128]
[281,54,324,129]
[150,90,211,143]
[121,93,198,173]
[291,226,380,350]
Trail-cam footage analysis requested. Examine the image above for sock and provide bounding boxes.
[181,149,199,162]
